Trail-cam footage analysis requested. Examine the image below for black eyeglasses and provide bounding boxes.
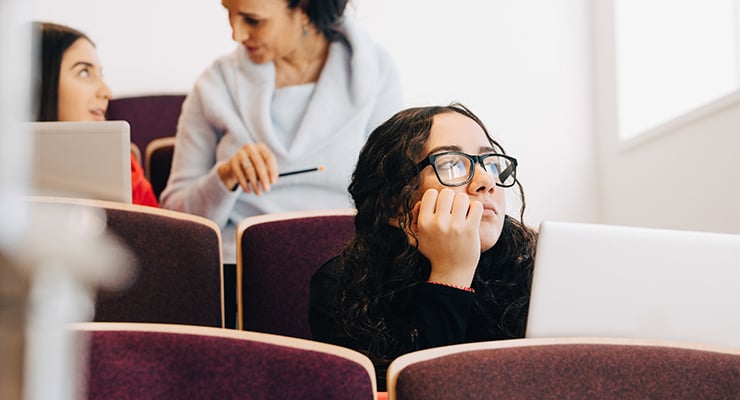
[416,151,518,187]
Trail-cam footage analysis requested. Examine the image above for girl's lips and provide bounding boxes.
[482,208,496,218]
[90,109,106,121]
[482,203,498,215]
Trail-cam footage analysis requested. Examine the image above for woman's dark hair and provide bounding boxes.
[34,22,92,121]
[335,103,538,364]
[287,0,349,42]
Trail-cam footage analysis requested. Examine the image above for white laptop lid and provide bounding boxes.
[525,221,740,348]
[29,121,132,203]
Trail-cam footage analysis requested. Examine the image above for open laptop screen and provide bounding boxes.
[525,221,740,348]
[29,121,132,203]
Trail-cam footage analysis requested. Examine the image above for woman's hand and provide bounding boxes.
[406,188,483,287]
[218,142,278,195]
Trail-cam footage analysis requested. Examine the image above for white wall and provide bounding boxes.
[594,1,740,235]
[30,0,234,95]
[351,0,598,227]
[30,0,599,228]
[609,97,740,234]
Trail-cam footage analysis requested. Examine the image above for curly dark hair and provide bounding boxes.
[335,103,538,363]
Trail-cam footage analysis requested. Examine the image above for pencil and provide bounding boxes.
[231,165,325,191]
[278,166,325,177]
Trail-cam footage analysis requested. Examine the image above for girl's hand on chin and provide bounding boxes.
[406,188,482,287]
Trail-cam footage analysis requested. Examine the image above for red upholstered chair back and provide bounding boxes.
[237,209,356,339]
[387,337,740,400]
[106,94,186,171]
[73,322,377,400]
[29,196,224,327]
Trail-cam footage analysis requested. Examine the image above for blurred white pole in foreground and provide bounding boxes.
[21,201,133,400]
[0,1,33,399]
[0,2,134,399]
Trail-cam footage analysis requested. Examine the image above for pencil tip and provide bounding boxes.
[318,165,325,171]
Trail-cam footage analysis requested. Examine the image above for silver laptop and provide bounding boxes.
[29,121,132,203]
[525,221,740,348]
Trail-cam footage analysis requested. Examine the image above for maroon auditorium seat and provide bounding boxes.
[106,94,185,171]
[387,337,740,400]
[73,322,377,399]
[236,209,356,339]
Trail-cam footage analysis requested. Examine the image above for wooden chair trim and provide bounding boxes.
[27,195,220,235]
[144,136,176,181]
[236,208,357,235]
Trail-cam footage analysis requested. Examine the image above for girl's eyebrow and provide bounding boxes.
[426,145,497,154]
[70,61,94,70]
[427,145,461,154]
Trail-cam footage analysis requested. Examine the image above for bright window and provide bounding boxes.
[615,0,739,139]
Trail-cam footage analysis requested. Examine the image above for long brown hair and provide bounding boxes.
[34,22,93,121]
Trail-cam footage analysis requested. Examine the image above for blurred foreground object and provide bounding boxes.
[0,253,30,400]
[19,200,134,400]
[0,0,33,398]
[1,3,134,399]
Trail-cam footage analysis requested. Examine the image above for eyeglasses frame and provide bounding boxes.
[415,151,518,188]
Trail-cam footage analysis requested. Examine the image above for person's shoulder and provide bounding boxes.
[311,255,344,286]
[195,47,242,82]
[190,46,267,97]
[200,43,268,80]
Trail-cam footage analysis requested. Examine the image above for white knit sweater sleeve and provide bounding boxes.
[159,66,240,229]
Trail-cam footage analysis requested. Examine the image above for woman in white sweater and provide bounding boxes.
[161,0,403,263]
[160,0,403,327]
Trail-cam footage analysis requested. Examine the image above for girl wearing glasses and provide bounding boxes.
[309,103,537,391]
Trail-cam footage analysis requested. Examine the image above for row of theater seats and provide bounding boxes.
[72,322,739,400]
[30,196,740,399]
[27,196,355,336]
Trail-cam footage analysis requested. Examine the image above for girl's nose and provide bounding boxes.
[468,163,496,194]
[98,80,112,100]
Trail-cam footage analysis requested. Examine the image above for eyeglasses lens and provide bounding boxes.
[434,154,471,185]
[485,155,516,187]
